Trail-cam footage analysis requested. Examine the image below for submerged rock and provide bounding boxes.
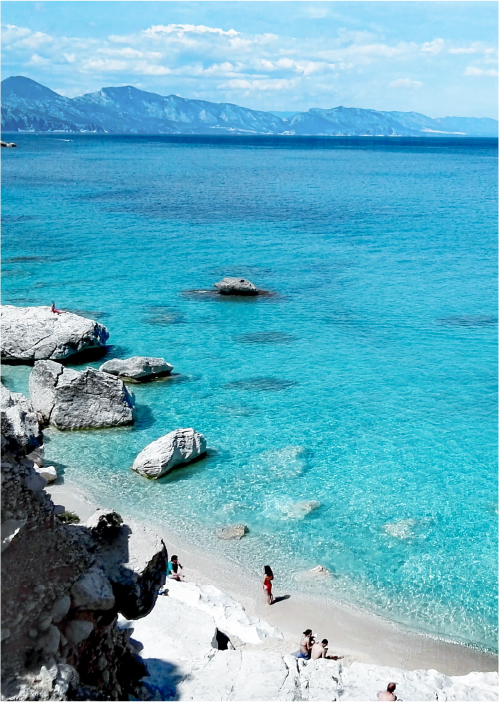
[100,356,173,381]
[1,305,109,362]
[214,277,259,296]
[216,524,249,540]
[29,360,134,429]
[132,428,206,479]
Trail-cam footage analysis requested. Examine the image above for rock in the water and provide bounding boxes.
[35,465,57,484]
[29,360,134,429]
[132,428,206,479]
[214,277,259,296]
[0,141,17,147]
[1,305,109,363]
[216,524,249,540]
[99,356,173,381]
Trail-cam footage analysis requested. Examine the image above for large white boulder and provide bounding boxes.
[132,428,206,479]
[99,356,173,381]
[1,384,42,456]
[100,356,173,381]
[1,305,109,362]
[213,277,259,296]
[29,360,134,430]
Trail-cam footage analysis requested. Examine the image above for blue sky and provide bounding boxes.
[1,2,497,118]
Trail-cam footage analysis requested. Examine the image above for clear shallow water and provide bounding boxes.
[2,134,497,650]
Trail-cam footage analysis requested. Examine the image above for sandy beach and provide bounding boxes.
[47,478,498,677]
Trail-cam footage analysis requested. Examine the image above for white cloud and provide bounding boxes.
[219,78,297,91]
[306,7,329,19]
[18,31,53,49]
[82,58,128,72]
[28,53,50,66]
[389,78,423,89]
[98,48,144,58]
[449,47,477,55]
[63,53,76,63]
[137,62,170,76]
[464,66,498,77]
[143,24,238,39]
[421,38,444,55]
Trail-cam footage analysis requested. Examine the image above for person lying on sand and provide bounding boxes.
[166,555,184,581]
[377,682,399,701]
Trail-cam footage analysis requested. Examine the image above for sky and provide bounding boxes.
[1,1,498,118]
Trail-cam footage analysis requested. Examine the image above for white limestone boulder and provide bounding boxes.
[29,360,134,430]
[213,277,259,296]
[216,524,249,540]
[132,428,206,479]
[99,356,173,381]
[1,305,109,362]
[70,566,115,610]
[35,465,57,484]
[0,384,42,456]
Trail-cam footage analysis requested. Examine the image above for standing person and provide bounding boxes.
[263,565,274,605]
[166,555,184,581]
[377,683,398,701]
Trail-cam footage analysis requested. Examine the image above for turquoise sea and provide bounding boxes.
[2,134,497,651]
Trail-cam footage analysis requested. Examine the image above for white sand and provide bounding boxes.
[47,479,498,676]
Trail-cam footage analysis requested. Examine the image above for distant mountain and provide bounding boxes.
[1,76,497,137]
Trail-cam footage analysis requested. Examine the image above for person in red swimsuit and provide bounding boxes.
[51,302,62,315]
[263,565,274,605]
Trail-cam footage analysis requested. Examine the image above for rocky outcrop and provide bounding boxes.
[1,389,164,701]
[130,587,499,701]
[29,360,134,429]
[87,510,168,619]
[1,306,109,363]
[1,141,17,147]
[1,384,42,456]
[35,465,58,484]
[99,356,173,381]
[213,277,260,295]
[132,428,207,479]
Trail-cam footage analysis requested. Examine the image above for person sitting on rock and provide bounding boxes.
[295,629,313,659]
[377,682,399,701]
[166,555,184,581]
[51,301,62,315]
[310,638,329,660]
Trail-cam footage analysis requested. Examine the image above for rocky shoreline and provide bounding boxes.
[2,304,498,700]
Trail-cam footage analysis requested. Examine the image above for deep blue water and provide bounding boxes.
[2,134,497,650]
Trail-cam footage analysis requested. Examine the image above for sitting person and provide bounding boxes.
[310,638,329,660]
[297,629,313,659]
[166,555,184,581]
[377,682,399,701]
[51,301,62,315]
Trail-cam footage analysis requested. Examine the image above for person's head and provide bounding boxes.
[264,565,273,577]
[171,555,178,563]
[321,639,328,646]
[387,683,396,693]
[303,629,312,636]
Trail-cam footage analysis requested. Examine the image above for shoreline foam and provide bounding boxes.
[47,478,498,676]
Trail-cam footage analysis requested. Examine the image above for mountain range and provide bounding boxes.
[1,76,497,137]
